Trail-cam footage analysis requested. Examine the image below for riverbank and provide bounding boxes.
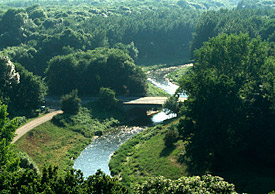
[15,121,92,175]
[165,64,193,84]
[74,126,145,177]
[109,118,188,190]
[12,110,63,143]
[15,102,129,175]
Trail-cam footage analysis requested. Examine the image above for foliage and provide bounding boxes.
[109,125,188,191]
[15,148,40,174]
[0,166,128,193]
[178,33,275,172]
[46,48,147,96]
[0,55,20,105]
[136,174,237,194]
[0,55,46,116]
[163,96,180,114]
[98,87,119,110]
[11,63,47,115]
[52,106,120,138]
[238,0,275,9]
[0,102,19,172]
[191,8,275,53]
[0,3,199,75]
[60,89,81,115]
[164,129,178,147]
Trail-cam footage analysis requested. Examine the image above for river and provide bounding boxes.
[73,65,185,177]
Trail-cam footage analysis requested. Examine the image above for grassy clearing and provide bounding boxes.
[109,121,188,190]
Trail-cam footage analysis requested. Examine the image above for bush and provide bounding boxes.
[98,87,119,110]
[60,89,81,115]
[164,130,178,147]
[163,96,180,114]
[136,175,238,194]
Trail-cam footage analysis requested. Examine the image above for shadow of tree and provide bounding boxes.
[159,144,176,157]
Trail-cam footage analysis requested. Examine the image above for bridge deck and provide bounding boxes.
[122,97,187,105]
[45,96,187,107]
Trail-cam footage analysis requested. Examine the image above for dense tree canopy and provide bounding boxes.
[0,55,46,116]
[178,33,275,171]
[1,1,275,193]
[0,3,199,75]
[46,48,147,96]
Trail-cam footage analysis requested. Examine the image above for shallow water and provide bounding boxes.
[151,109,177,124]
[147,67,188,98]
[73,127,144,177]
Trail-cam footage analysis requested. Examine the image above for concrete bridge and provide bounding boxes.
[120,97,187,110]
[45,96,187,110]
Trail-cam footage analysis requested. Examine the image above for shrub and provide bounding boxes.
[164,130,178,147]
[60,89,81,115]
[136,174,238,194]
[98,87,119,110]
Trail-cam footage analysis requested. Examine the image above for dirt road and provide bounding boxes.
[12,110,63,144]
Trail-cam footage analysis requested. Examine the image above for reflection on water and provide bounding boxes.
[151,109,177,124]
[73,127,144,177]
[147,68,187,97]
[148,78,179,96]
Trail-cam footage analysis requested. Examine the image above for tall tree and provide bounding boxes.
[178,33,275,171]
[0,55,20,106]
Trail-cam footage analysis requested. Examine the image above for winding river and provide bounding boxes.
[73,65,184,177]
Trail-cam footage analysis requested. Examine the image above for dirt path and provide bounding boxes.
[12,110,63,144]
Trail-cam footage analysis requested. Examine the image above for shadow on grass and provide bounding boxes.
[160,144,176,157]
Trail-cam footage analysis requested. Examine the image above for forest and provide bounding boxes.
[0,0,275,193]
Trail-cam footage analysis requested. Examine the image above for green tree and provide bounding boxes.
[0,55,20,109]
[178,33,275,171]
[60,90,81,115]
[11,64,47,115]
[46,55,78,95]
[0,102,19,172]
[0,56,46,115]
[136,174,237,194]
[0,167,128,193]
[98,87,119,110]
[46,48,147,96]
[163,96,180,114]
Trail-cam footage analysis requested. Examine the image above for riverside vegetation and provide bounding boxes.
[0,0,275,193]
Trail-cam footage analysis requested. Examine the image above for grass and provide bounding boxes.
[109,115,275,194]
[16,121,91,175]
[109,122,188,191]
[15,103,128,176]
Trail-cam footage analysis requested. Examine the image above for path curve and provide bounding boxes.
[12,110,63,144]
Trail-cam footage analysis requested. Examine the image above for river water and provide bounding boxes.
[73,65,184,177]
